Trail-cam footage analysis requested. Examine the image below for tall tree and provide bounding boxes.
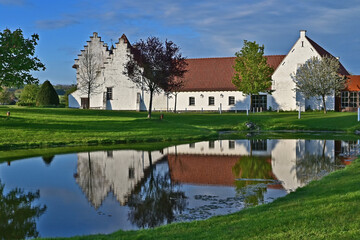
[124,37,187,118]
[0,28,45,88]
[78,49,102,109]
[292,56,347,114]
[232,40,274,111]
[36,80,59,106]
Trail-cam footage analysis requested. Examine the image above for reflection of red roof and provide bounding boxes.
[345,75,360,91]
[180,56,285,92]
[168,154,275,186]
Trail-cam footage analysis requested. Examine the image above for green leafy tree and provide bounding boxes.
[124,37,187,118]
[0,28,45,88]
[18,84,39,106]
[0,87,15,105]
[36,80,59,106]
[232,40,274,111]
[0,180,47,239]
[292,56,347,114]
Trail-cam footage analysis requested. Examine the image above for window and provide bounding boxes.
[349,92,357,107]
[128,167,135,179]
[189,97,195,106]
[208,96,215,106]
[251,140,267,151]
[229,140,235,149]
[229,96,235,105]
[341,91,349,108]
[251,95,267,111]
[136,93,141,103]
[106,87,113,100]
[107,151,113,158]
[209,141,215,149]
[189,143,195,148]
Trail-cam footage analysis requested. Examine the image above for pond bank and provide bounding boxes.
[39,156,360,240]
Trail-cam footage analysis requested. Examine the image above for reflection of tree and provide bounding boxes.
[127,168,186,228]
[75,152,110,209]
[42,155,54,166]
[232,156,273,207]
[296,152,341,185]
[0,180,46,240]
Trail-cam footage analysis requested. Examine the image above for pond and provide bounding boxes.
[0,139,358,239]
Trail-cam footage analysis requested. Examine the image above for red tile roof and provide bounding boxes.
[345,75,360,91]
[306,37,350,75]
[179,55,286,92]
[168,154,275,186]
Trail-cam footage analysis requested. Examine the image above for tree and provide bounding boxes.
[78,49,102,109]
[0,180,46,239]
[0,28,45,88]
[36,80,59,106]
[232,40,274,111]
[124,37,187,118]
[292,56,347,114]
[17,84,39,106]
[0,87,15,105]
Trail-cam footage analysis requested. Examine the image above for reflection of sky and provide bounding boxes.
[0,155,137,238]
[0,139,347,238]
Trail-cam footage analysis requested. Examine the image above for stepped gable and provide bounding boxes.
[179,55,285,92]
[306,36,349,75]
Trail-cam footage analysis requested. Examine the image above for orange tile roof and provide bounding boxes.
[179,55,286,92]
[345,75,360,91]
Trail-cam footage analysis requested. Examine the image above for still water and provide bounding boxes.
[0,139,357,238]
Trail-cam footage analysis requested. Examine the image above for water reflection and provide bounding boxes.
[0,181,46,240]
[0,139,356,238]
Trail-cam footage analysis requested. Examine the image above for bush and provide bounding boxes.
[36,80,59,106]
[17,84,39,106]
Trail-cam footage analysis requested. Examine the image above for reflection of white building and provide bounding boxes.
[74,139,340,208]
[75,150,164,208]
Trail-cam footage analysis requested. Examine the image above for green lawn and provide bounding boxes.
[40,157,360,240]
[0,106,359,151]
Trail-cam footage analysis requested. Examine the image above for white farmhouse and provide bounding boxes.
[70,30,356,112]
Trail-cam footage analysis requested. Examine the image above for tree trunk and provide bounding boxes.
[322,95,327,114]
[249,94,253,112]
[87,91,90,109]
[148,90,154,118]
[174,93,177,113]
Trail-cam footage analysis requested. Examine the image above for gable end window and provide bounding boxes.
[229,96,235,105]
[208,96,215,106]
[189,97,195,106]
[106,87,113,100]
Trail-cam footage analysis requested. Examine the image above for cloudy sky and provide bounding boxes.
[1,0,359,85]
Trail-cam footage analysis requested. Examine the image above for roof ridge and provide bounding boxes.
[187,55,286,60]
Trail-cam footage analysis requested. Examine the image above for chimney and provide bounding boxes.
[300,30,307,38]
[93,32,98,38]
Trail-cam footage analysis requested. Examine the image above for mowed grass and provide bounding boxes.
[0,106,359,150]
[40,157,360,240]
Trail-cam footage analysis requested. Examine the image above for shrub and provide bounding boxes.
[36,80,59,106]
[17,84,39,106]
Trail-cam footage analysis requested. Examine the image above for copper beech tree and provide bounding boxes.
[124,37,187,118]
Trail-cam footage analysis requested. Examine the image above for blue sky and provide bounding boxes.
[1,0,360,85]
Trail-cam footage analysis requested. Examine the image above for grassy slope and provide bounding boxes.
[0,106,359,150]
[41,158,360,240]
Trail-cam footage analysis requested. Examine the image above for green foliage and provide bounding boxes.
[232,40,274,100]
[0,180,46,239]
[0,87,15,105]
[292,56,347,114]
[17,84,39,106]
[36,80,60,106]
[0,28,45,88]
